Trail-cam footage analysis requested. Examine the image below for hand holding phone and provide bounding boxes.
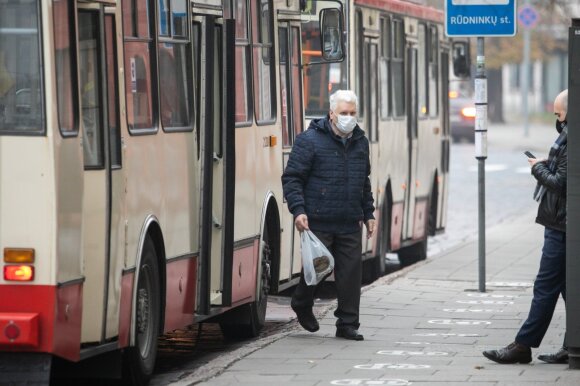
[524,151,536,159]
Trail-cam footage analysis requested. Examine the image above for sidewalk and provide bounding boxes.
[188,207,577,386]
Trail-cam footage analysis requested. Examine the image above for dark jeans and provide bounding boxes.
[291,229,363,329]
[515,228,566,348]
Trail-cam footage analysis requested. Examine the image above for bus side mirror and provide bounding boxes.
[452,41,471,78]
[320,8,344,61]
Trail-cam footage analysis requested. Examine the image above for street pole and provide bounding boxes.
[522,0,531,137]
[475,37,487,293]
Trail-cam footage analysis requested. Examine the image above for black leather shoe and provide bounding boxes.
[291,306,319,332]
[482,342,532,364]
[538,347,568,364]
[336,327,364,341]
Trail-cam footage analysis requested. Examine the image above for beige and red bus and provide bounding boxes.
[0,0,466,383]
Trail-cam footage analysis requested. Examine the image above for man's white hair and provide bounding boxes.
[329,90,358,111]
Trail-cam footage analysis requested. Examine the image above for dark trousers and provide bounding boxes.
[515,227,566,348]
[291,229,363,329]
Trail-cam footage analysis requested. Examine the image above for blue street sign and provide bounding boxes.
[518,4,539,29]
[445,0,518,37]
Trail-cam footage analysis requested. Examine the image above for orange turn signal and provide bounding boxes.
[4,265,34,281]
[4,248,35,264]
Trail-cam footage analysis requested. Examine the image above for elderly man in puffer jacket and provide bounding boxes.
[282,90,375,341]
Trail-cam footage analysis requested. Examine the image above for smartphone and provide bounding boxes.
[524,151,536,159]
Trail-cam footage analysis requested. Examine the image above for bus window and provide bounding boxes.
[392,18,405,118]
[234,0,252,125]
[379,15,391,120]
[79,11,104,168]
[418,23,428,117]
[193,22,201,157]
[123,0,156,133]
[428,25,439,117]
[53,0,78,136]
[251,0,276,124]
[158,0,193,131]
[0,0,43,134]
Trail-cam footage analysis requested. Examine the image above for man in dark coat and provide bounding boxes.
[483,89,569,364]
[282,90,375,341]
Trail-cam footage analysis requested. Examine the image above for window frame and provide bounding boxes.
[52,0,79,137]
[0,0,46,136]
[251,0,276,126]
[391,17,405,119]
[122,0,159,136]
[234,0,253,127]
[379,15,391,121]
[157,0,193,133]
[417,22,428,118]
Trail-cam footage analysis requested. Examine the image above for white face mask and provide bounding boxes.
[334,114,357,134]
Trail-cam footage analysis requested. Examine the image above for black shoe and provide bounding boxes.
[336,327,364,341]
[538,347,568,364]
[482,342,532,364]
[291,306,319,332]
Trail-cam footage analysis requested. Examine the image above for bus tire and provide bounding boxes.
[123,237,161,386]
[398,239,427,268]
[220,223,271,339]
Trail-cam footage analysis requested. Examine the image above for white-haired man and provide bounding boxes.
[282,90,376,340]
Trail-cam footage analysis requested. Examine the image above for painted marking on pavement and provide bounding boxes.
[467,293,515,298]
[377,350,449,356]
[486,281,532,287]
[395,341,430,345]
[355,363,431,370]
[443,308,502,313]
[413,332,481,337]
[456,300,513,305]
[428,319,491,325]
[331,379,411,386]
[516,166,532,174]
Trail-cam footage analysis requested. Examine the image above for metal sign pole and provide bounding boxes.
[475,37,487,293]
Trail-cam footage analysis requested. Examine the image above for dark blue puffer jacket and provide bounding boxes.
[281,117,375,233]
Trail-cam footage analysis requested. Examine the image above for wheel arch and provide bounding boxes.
[130,215,167,346]
[257,192,281,296]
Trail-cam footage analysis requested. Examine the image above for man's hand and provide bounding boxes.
[529,157,547,167]
[295,214,309,232]
[365,219,376,239]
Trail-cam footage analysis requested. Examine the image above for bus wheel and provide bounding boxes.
[220,226,271,339]
[397,239,427,268]
[123,238,161,385]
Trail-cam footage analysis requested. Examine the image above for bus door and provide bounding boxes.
[278,21,304,285]
[403,46,419,241]
[438,49,451,230]
[196,16,235,313]
[362,38,379,248]
[77,5,124,343]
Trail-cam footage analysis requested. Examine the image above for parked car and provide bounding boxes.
[449,89,475,142]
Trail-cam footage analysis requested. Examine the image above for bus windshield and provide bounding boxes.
[0,0,43,134]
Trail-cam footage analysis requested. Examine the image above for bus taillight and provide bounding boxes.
[4,265,34,281]
[4,323,20,340]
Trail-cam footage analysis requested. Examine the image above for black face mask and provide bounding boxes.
[556,119,567,134]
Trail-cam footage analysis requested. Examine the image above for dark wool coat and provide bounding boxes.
[281,117,375,234]
[532,144,567,232]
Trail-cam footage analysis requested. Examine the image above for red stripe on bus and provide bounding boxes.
[164,256,197,333]
[355,0,444,23]
[0,283,82,361]
[118,271,134,348]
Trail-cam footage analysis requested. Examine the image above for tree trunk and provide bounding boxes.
[487,68,504,123]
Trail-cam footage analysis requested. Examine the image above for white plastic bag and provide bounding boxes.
[301,230,335,286]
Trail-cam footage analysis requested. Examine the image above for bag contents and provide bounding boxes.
[301,230,335,285]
